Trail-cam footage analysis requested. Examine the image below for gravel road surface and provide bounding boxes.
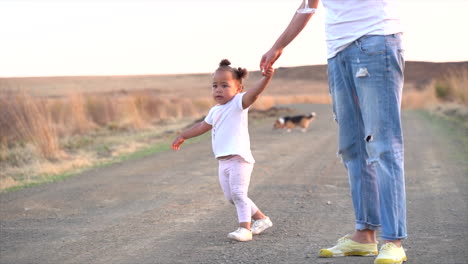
[1,104,467,264]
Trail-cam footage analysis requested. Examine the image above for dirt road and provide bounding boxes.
[1,104,467,264]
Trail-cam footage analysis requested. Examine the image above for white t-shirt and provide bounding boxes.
[204,93,255,163]
[322,0,403,59]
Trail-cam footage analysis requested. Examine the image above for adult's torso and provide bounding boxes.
[322,0,403,59]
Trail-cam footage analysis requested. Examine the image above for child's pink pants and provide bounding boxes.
[218,155,258,223]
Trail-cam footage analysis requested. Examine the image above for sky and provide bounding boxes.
[0,0,467,77]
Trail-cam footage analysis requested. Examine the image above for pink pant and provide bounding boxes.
[218,155,258,223]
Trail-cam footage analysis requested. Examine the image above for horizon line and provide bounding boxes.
[1,60,467,79]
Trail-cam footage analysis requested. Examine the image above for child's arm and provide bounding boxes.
[171,121,212,151]
[242,67,275,109]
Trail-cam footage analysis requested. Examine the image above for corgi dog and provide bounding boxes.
[273,112,316,132]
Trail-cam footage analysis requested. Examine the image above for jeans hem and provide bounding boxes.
[381,235,407,241]
[356,222,381,231]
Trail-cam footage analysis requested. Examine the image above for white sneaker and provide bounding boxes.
[251,217,273,235]
[227,227,252,242]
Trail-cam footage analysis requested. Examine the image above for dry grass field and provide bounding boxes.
[0,61,467,191]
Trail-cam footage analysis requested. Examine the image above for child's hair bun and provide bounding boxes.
[237,67,248,79]
[219,59,231,67]
[216,59,248,82]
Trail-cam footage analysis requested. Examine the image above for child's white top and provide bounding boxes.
[322,0,403,59]
[204,93,255,163]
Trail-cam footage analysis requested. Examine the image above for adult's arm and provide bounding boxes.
[260,0,320,75]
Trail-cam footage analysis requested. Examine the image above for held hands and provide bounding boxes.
[171,135,185,151]
[260,48,283,76]
[262,67,275,77]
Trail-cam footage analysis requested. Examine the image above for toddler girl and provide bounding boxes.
[171,59,274,242]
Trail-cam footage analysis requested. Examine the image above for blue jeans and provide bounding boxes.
[327,34,407,240]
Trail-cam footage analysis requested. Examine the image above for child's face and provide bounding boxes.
[212,70,241,105]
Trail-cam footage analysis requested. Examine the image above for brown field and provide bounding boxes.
[0,61,467,190]
[1,61,467,96]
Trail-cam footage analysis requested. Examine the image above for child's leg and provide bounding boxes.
[228,156,259,229]
[252,210,267,220]
[218,160,233,203]
[219,158,258,215]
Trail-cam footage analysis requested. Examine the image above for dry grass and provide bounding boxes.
[433,68,468,106]
[253,93,331,110]
[1,61,466,191]
[401,83,439,109]
[1,90,212,156]
[0,88,331,190]
[0,90,329,158]
[0,92,61,160]
[401,66,468,109]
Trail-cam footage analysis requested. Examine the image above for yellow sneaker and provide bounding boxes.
[319,235,378,257]
[374,242,407,264]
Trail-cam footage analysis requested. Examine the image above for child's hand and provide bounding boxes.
[262,67,275,77]
[171,135,185,151]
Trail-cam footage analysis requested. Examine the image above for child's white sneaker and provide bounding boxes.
[227,227,252,242]
[251,217,273,235]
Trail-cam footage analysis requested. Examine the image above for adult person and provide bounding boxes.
[260,1,407,263]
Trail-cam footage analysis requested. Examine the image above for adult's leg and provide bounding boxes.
[350,34,407,242]
[328,48,381,238]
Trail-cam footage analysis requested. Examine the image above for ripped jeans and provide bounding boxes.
[327,34,407,240]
